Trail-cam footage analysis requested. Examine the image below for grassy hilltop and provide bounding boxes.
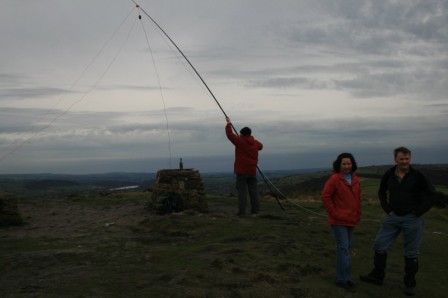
[1,166,447,297]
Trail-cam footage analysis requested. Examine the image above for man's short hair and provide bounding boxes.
[240,127,251,136]
[394,146,411,157]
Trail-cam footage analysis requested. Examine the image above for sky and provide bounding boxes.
[1,0,447,174]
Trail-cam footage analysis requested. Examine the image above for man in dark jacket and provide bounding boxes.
[225,117,263,216]
[360,147,436,296]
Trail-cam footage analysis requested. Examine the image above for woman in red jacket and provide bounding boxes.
[321,152,361,292]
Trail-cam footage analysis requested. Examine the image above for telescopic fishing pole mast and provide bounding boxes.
[131,1,228,117]
[131,1,285,210]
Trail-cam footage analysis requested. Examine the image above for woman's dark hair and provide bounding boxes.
[332,152,357,173]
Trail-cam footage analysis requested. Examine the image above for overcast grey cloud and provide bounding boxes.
[0,0,447,174]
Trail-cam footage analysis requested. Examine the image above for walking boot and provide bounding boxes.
[360,252,387,285]
[404,257,418,296]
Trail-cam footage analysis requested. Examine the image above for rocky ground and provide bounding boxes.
[2,196,149,239]
[1,193,447,298]
[0,194,252,297]
[0,194,153,297]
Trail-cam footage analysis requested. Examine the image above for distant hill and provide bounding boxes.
[358,164,448,186]
[1,164,446,198]
[0,172,156,197]
[268,164,448,200]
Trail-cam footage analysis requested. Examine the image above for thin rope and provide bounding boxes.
[130,1,444,225]
[152,25,214,102]
[130,1,228,119]
[0,7,137,163]
[137,8,172,169]
[0,15,138,163]
[262,172,384,223]
[130,0,285,210]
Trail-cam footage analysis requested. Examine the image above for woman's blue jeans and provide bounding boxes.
[332,225,354,283]
[374,213,423,258]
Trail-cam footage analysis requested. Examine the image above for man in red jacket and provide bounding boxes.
[225,117,263,216]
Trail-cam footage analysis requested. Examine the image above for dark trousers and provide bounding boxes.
[236,175,259,215]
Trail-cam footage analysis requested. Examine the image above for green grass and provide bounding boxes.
[1,194,447,297]
[436,185,448,195]
[358,177,381,199]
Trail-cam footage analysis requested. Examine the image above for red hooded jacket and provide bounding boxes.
[226,123,263,176]
[321,172,361,227]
